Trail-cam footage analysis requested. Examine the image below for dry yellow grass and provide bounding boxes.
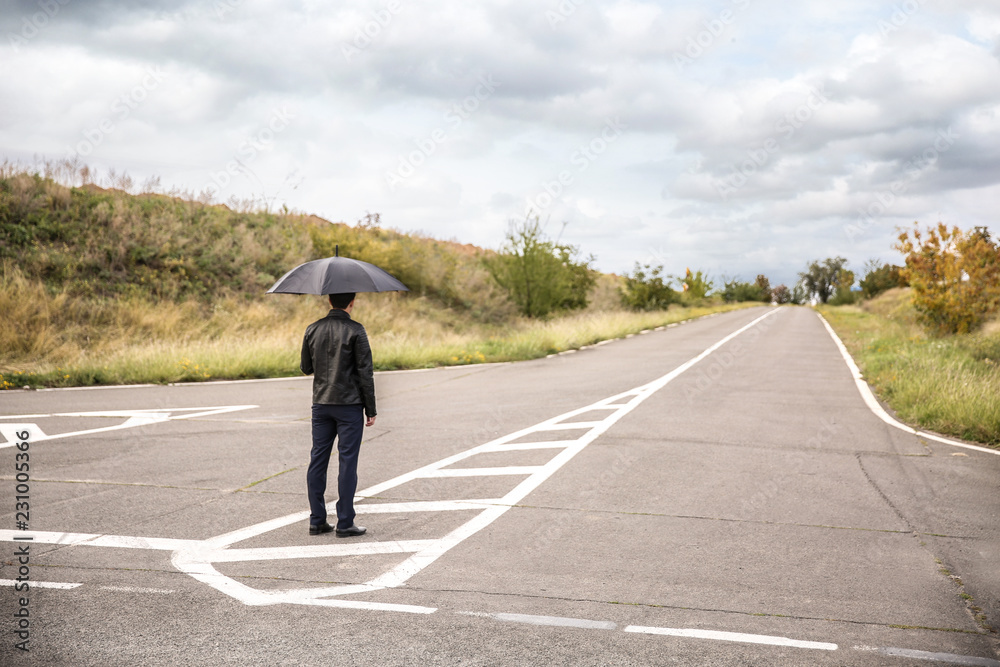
[1,264,758,388]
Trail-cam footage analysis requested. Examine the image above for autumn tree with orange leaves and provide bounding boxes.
[895,223,1000,335]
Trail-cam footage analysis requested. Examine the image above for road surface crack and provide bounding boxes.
[854,453,914,532]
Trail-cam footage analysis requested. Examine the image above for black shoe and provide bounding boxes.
[335,524,367,538]
[309,523,334,536]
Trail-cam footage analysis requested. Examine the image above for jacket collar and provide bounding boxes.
[327,309,352,320]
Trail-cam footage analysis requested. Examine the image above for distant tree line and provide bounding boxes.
[796,223,999,335]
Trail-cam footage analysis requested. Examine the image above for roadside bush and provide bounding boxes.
[721,274,771,303]
[679,268,714,302]
[483,216,596,318]
[772,284,791,304]
[620,263,678,311]
[895,223,1000,335]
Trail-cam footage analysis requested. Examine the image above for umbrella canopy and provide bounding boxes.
[266,253,409,295]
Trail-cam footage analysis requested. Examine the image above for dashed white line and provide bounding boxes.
[9,578,999,664]
[0,579,81,590]
[625,625,838,651]
[877,647,1000,666]
[98,586,175,594]
[484,612,616,631]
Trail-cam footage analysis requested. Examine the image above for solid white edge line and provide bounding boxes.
[817,313,1000,457]
[0,579,82,590]
[624,625,838,651]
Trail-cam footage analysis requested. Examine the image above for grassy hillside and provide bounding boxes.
[820,289,1000,446]
[0,167,754,388]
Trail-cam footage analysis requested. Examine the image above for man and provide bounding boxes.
[301,292,377,537]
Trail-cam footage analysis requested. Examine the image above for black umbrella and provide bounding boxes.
[266,247,409,295]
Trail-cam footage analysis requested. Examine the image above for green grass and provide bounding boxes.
[819,288,1000,447]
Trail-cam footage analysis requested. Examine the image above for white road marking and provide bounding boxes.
[205,540,440,563]
[98,586,175,594]
[818,314,1000,457]
[488,612,616,630]
[877,647,1000,666]
[421,466,542,477]
[0,405,258,448]
[0,309,781,616]
[0,579,82,590]
[356,500,502,513]
[625,625,838,651]
[11,580,999,662]
[0,530,200,551]
[538,421,604,430]
[480,441,574,451]
[296,598,437,614]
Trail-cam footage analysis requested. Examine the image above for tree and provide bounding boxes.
[621,263,678,310]
[828,267,857,305]
[895,223,1000,334]
[799,257,847,304]
[859,260,904,300]
[484,216,595,318]
[554,244,597,311]
[771,284,791,304]
[754,274,772,302]
[791,282,808,304]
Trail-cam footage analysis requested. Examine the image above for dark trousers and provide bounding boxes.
[307,404,364,530]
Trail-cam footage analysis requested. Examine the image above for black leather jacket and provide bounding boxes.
[300,309,377,417]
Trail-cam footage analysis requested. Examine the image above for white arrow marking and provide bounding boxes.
[0,405,257,447]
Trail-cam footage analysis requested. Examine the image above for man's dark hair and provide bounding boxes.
[328,293,356,309]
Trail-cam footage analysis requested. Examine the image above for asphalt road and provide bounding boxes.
[1,305,998,666]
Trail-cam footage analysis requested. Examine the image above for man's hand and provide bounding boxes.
[366,415,377,427]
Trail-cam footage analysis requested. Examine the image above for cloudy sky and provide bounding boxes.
[3,0,1000,287]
